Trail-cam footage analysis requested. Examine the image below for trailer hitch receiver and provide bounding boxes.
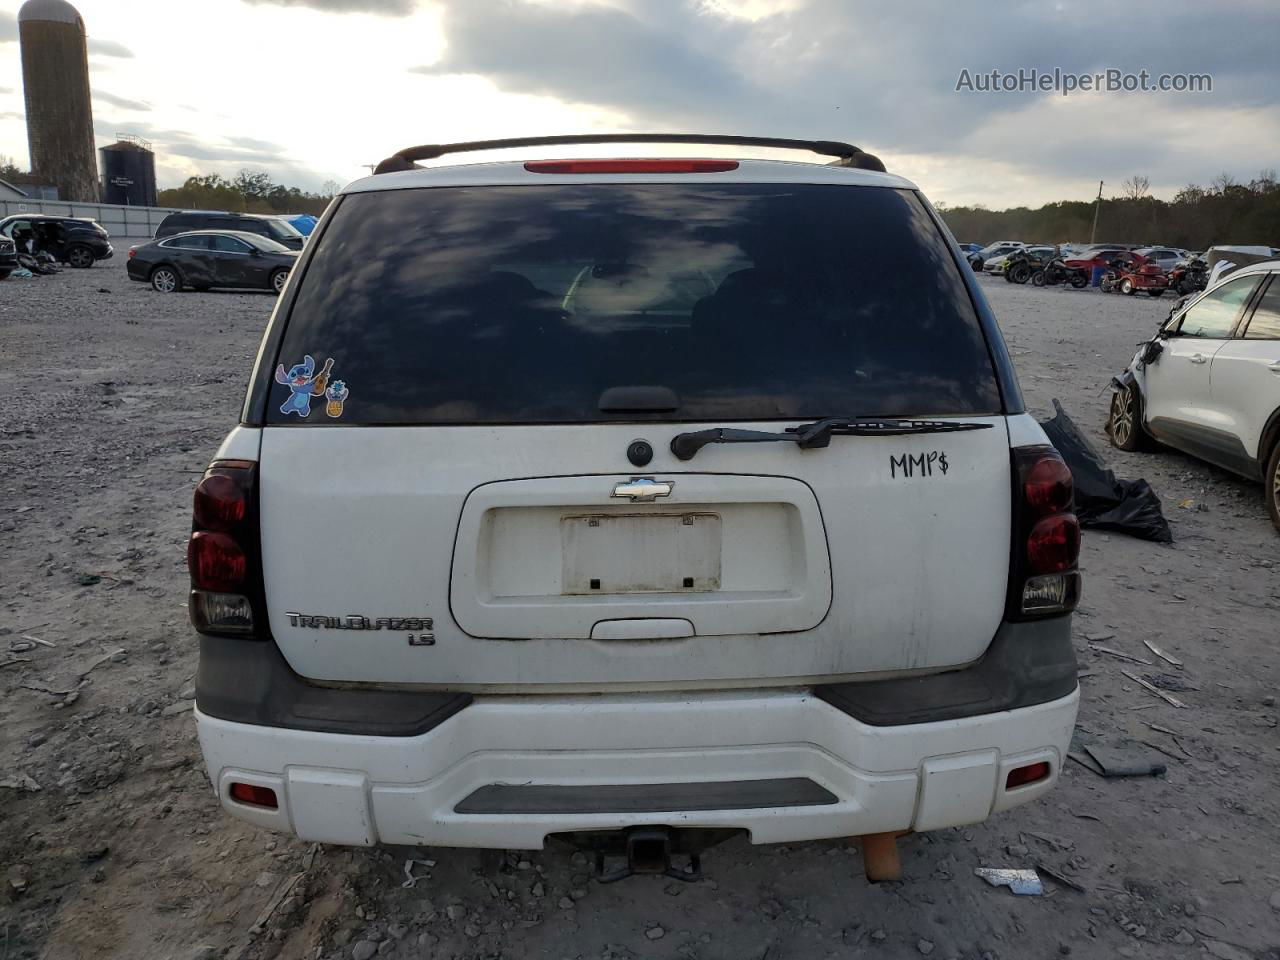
[595,827,701,884]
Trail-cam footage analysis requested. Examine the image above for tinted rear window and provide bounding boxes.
[270,183,999,424]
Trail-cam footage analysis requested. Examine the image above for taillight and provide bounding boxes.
[523,158,740,174]
[1026,515,1081,574]
[1023,457,1073,514]
[1009,446,1081,618]
[188,531,247,591]
[194,474,247,530]
[188,459,264,638]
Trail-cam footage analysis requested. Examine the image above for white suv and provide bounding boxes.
[189,135,1081,883]
[1108,259,1280,531]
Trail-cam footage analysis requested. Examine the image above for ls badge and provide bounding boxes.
[285,612,435,647]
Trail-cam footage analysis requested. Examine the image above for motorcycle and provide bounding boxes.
[1165,258,1207,297]
[1099,254,1169,297]
[1031,258,1089,288]
[1001,249,1047,284]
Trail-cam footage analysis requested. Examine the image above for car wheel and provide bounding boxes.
[150,266,180,293]
[1010,264,1031,284]
[271,269,289,294]
[1267,441,1280,534]
[1107,382,1152,452]
[1120,278,1135,295]
[67,244,95,268]
[1070,274,1088,289]
[971,258,984,272]
[1031,270,1047,286]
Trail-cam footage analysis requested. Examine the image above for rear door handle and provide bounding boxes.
[591,619,695,640]
[1188,354,1208,364]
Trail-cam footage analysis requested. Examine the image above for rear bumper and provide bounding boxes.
[196,686,1078,849]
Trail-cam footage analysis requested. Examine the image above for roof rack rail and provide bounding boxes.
[372,134,886,175]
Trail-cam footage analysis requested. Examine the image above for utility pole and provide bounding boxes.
[1089,180,1104,245]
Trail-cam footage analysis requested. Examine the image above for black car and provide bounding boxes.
[0,214,114,267]
[0,236,16,279]
[127,230,298,294]
[154,211,305,250]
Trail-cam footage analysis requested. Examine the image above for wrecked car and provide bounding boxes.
[0,235,16,280]
[0,214,113,268]
[1107,259,1280,532]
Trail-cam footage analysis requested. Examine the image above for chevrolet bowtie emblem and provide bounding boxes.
[611,477,674,502]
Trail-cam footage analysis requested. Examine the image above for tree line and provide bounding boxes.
[939,171,1280,250]
[155,172,341,217]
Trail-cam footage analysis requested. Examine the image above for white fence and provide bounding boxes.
[0,198,180,241]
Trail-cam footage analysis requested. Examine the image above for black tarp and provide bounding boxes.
[1039,400,1173,543]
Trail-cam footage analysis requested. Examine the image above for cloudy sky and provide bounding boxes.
[1,0,1277,208]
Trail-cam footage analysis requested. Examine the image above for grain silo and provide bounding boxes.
[18,0,100,202]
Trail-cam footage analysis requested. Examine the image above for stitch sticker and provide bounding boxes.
[274,355,333,418]
[325,379,349,419]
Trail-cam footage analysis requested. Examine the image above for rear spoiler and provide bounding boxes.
[373,134,887,175]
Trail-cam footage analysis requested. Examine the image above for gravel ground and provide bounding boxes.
[1,265,1278,960]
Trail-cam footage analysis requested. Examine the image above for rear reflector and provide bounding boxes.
[229,782,278,809]
[1005,761,1051,789]
[524,159,739,174]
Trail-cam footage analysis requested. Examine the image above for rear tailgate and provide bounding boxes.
[253,169,1016,690]
[259,419,1011,687]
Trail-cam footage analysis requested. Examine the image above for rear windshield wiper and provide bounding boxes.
[670,417,994,461]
